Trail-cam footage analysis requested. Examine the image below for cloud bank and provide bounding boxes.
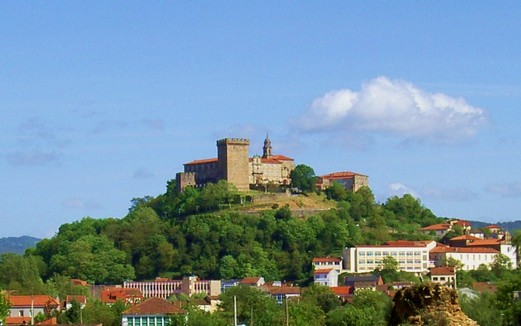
[295,76,487,144]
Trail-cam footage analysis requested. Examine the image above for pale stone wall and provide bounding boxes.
[217,138,250,191]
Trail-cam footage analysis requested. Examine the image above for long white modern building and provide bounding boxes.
[343,240,437,274]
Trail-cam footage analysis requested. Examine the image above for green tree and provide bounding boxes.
[301,284,340,314]
[219,286,283,326]
[351,289,392,324]
[0,290,10,325]
[0,253,46,294]
[490,253,513,279]
[290,164,317,194]
[460,291,499,326]
[376,256,400,283]
[327,305,380,326]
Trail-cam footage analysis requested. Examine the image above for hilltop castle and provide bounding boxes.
[176,135,295,192]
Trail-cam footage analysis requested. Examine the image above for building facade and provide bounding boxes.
[343,240,437,274]
[178,136,295,192]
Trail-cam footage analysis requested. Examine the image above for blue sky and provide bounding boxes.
[1,2,520,238]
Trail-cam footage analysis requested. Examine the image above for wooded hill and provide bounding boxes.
[2,179,448,290]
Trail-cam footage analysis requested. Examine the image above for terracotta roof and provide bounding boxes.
[267,286,301,295]
[184,158,218,165]
[312,257,342,263]
[485,224,501,229]
[123,297,185,315]
[331,286,351,296]
[452,220,471,227]
[9,295,60,307]
[314,268,334,275]
[357,240,434,248]
[320,171,367,179]
[101,287,143,303]
[473,282,497,293]
[420,223,451,231]
[449,235,480,241]
[430,246,499,254]
[260,158,282,164]
[240,277,262,285]
[270,154,294,161]
[430,267,455,275]
[5,316,31,325]
[466,239,501,246]
[70,279,89,286]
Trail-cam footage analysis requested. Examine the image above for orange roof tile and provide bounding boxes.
[240,277,262,285]
[420,223,451,231]
[184,158,218,165]
[430,247,499,254]
[331,286,351,296]
[123,297,185,315]
[320,171,367,179]
[268,286,301,295]
[449,235,480,241]
[466,239,501,246]
[270,155,294,161]
[9,295,59,307]
[314,268,334,275]
[430,267,455,275]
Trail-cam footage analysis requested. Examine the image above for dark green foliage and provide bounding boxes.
[0,291,9,324]
[290,164,317,194]
[460,291,500,326]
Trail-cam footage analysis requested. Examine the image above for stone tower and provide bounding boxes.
[262,134,272,158]
[216,138,250,191]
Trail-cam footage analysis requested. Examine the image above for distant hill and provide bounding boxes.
[470,220,521,234]
[0,236,41,255]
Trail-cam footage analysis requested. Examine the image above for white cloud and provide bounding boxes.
[387,182,418,198]
[62,198,101,210]
[294,76,487,143]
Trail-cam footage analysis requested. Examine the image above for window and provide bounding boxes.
[414,252,421,256]
[359,252,366,256]
[375,251,382,256]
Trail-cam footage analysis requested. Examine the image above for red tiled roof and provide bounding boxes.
[331,286,351,296]
[320,171,367,179]
[184,158,218,165]
[452,220,471,227]
[5,316,31,325]
[65,295,87,304]
[473,282,497,293]
[9,295,59,307]
[466,239,501,246]
[485,224,501,229]
[240,277,262,285]
[312,257,342,263]
[101,287,143,304]
[70,279,89,286]
[260,158,282,164]
[430,247,499,254]
[268,286,301,295]
[270,155,294,161]
[314,268,334,275]
[430,267,455,275]
[123,297,185,315]
[449,235,480,241]
[420,223,451,231]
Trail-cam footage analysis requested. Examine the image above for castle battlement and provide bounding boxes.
[216,138,250,146]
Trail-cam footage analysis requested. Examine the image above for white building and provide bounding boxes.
[314,269,339,287]
[343,240,437,274]
[429,246,499,271]
[312,257,343,273]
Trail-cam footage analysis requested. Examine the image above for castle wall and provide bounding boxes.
[217,138,250,191]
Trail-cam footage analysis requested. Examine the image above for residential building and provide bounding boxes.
[419,223,451,237]
[314,269,339,287]
[121,297,185,326]
[429,246,499,271]
[102,287,143,305]
[240,277,265,287]
[265,286,301,304]
[429,267,456,289]
[312,257,343,273]
[7,295,60,324]
[345,274,384,291]
[343,240,437,274]
[316,171,369,192]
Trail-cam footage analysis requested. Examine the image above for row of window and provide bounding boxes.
[359,251,425,257]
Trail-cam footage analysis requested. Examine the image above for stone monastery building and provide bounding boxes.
[176,135,295,192]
